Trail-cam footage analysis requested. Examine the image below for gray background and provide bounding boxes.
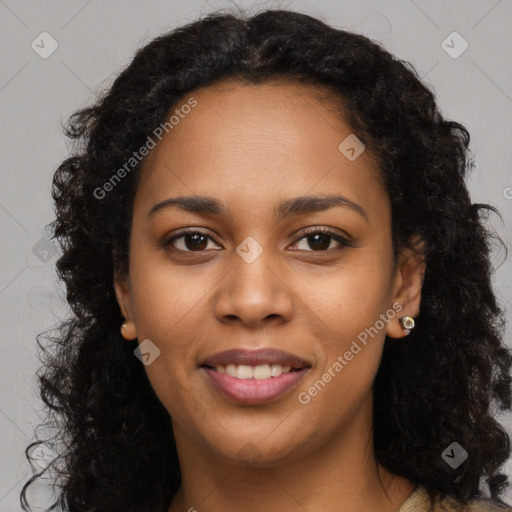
[1,0,511,509]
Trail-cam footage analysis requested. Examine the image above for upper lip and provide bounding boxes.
[201,348,311,369]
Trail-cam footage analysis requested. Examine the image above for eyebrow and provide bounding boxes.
[148,194,369,223]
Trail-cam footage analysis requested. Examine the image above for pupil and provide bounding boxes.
[186,233,207,250]
[309,233,330,250]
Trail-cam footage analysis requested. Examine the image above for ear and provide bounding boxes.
[386,235,426,339]
[113,268,137,340]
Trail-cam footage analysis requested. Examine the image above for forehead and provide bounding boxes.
[134,80,387,224]
[153,79,358,155]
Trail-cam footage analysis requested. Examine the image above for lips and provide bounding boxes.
[200,348,312,405]
[201,348,311,369]
[202,367,310,404]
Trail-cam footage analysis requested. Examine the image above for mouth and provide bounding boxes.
[201,363,305,379]
[200,347,311,371]
[199,348,311,405]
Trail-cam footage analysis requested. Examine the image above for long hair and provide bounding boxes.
[21,7,512,511]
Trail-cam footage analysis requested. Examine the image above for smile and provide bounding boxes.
[201,365,310,405]
[211,363,295,379]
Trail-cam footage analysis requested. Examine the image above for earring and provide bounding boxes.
[120,322,136,340]
[400,316,415,335]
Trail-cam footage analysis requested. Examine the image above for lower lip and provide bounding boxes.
[201,367,310,405]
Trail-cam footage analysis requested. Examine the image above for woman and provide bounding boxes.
[21,7,512,512]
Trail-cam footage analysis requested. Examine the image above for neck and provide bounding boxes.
[168,397,415,512]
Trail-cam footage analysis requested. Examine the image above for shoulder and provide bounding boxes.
[400,485,512,512]
[437,494,512,512]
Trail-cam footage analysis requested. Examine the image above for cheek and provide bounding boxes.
[127,265,207,425]
[130,250,214,340]
[294,278,391,434]
[302,253,393,392]
[305,252,393,339]
[127,259,213,410]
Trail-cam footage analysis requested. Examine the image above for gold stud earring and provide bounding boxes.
[400,316,415,335]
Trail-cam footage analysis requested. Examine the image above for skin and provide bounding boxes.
[114,80,426,512]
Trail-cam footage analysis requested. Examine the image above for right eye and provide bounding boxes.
[163,229,222,252]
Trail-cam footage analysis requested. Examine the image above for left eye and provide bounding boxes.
[163,229,349,253]
[291,230,349,252]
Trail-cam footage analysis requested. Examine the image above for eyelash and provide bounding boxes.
[162,227,352,254]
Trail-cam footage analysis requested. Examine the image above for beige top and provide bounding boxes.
[399,485,512,512]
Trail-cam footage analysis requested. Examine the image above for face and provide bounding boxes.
[114,80,424,466]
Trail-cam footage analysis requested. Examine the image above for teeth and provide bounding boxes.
[237,365,253,379]
[253,364,271,379]
[213,363,294,379]
[270,364,282,377]
[226,364,237,377]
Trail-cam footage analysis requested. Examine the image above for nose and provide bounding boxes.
[213,247,294,329]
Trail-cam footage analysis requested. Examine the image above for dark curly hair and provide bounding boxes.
[21,6,512,512]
